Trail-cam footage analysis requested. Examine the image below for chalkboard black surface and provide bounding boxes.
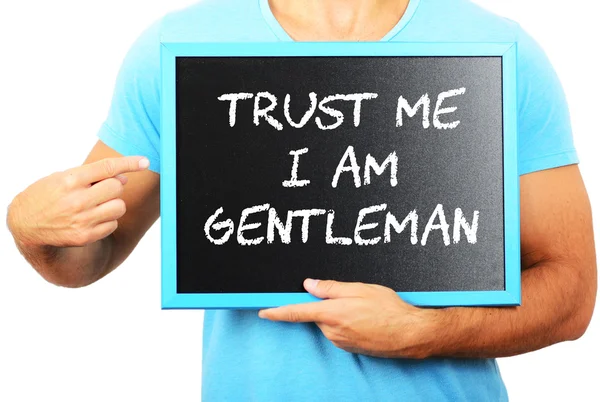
[160,42,520,308]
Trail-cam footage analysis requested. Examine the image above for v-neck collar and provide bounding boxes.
[259,0,422,42]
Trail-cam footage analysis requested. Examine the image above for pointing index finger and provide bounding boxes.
[78,156,150,185]
[258,300,333,323]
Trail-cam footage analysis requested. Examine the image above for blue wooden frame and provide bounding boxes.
[160,42,520,309]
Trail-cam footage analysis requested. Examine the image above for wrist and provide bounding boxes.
[7,195,60,263]
[422,307,481,358]
[413,307,447,359]
[387,306,446,359]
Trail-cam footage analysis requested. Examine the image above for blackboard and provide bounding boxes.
[160,43,520,309]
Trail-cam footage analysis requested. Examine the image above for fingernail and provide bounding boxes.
[258,310,267,319]
[139,158,150,169]
[115,174,128,184]
[305,278,319,291]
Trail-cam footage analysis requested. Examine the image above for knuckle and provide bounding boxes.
[287,310,301,323]
[325,315,342,327]
[69,212,84,229]
[71,229,91,247]
[324,328,341,343]
[114,182,125,197]
[107,220,119,234]
[312,311,325,323]
[321,280,336,293]
[61,173,78,189]
[106,178,124,196]
[114,199,127,217]
[67,196,86,213]
[102,159,117,177]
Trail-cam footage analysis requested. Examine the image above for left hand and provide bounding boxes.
[258,279,440,358]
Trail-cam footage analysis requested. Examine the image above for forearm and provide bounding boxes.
[426,260,596,359]
[7,202,116,288]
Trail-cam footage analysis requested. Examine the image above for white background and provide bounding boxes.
[0,1,598,401]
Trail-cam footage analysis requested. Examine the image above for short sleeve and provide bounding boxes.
[96,19,162,173]
[516,26,578,176]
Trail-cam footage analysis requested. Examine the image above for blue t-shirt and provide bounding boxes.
[97,0,579,400]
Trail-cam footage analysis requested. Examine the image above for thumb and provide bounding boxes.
[303,278,367,299]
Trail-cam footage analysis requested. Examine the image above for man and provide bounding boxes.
[6,0,597,400]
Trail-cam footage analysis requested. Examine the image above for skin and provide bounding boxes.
[6,0,597,360]
[259,164,597,359]
[7,142,160,288]
[268,0,410,41]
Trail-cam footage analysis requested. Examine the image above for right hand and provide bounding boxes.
[7,156,150,248]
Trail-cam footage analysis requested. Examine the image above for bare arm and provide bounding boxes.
[7,140,160,288]
[431,164,597,357]
[259,164,597,359]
